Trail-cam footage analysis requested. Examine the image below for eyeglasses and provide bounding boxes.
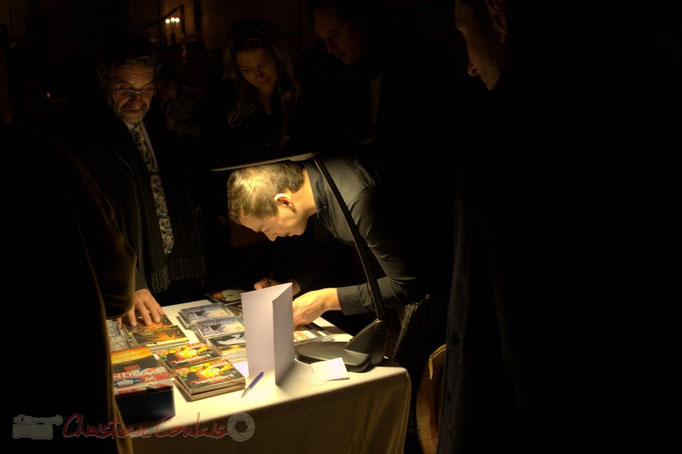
[113,87,155,98]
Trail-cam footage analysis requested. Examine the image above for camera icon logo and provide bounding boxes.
[12,415,64,440]
[227,412,256,442]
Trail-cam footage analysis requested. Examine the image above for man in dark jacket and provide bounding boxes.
[5,124,136,453]
[63,35,206,326]
[437,1,610,453]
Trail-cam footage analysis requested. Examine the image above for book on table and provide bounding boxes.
[195,316,245,341]
[204,321,332,362]
[205,289,244,318]
[177,303,241,329]
[111,345,175,423]
[106,319,131,352]
[123,314,189,352]
[107,319,123,338]
[174,359,245,401]
[123,313,175,332]
[207,332,248,363]
[156,342,222,372]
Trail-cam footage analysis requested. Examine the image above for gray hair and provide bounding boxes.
[96,34,160,83]
[227,162,304,222]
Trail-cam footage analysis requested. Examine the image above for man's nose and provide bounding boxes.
[126,93,147,106]
[467,60,479,77]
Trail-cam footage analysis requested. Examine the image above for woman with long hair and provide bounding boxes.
[222,18,300,156]
[199,18,305,293]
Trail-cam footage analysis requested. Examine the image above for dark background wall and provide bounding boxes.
[1,0,461,85]
[0,0,464,130]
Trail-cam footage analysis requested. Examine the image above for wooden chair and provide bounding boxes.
[384,295,446,454]
[416,344,446,454]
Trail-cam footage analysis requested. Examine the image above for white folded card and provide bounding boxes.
[311,357,349,381]
[241,283,294,384]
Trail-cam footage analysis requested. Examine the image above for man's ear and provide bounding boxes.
[486,0,508,44]
[273,193,295,210]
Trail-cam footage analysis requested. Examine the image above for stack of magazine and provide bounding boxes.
[123,314,189,352]
[107,320,130,352]
[106,315,189,352]
[155,342,222,372]
[193,289,335,364]
[111,345,175,422]
[177,303,242,330]
[181,291,249,364]
[105,288,335,403]
[155,341,244,400]
[174,359,245,401]
[195,317,246,342]
[207,331,248,364]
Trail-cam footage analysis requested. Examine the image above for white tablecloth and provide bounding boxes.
[130,300,411,454]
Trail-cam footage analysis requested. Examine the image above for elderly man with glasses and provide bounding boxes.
[64,34,206,326]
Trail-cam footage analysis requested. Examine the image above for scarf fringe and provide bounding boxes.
[149,256,206,294]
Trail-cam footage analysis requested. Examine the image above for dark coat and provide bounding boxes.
[4,124,136,453]
[63,95,205,295]
[437,57,606,453]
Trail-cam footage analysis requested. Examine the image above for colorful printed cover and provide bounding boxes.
[156,342,221,370]
[195,317,245,340]
[175,359,245,393]
[111,346,159,372]
[123,314,175,334]
[111,346,173,396]
[131,325,189,351]
[177,304,234,328]
[208,336,248,364]
[113,366,173,396]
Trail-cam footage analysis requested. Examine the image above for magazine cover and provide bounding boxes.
[122,314,175,335]
[195,317,245,340]
[106,319,123,338]
[208,332,246,348]
[111,346,160,373]
[113,366,173,396]
[156,342,221,370]
[112,346,176,422]
[177,304,234,328]
[208,335,248,364]
[131,325,189,351]
[109,335,130,352]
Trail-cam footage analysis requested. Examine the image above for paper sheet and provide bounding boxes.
[241,283,295,384]
[311,357,349,381]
